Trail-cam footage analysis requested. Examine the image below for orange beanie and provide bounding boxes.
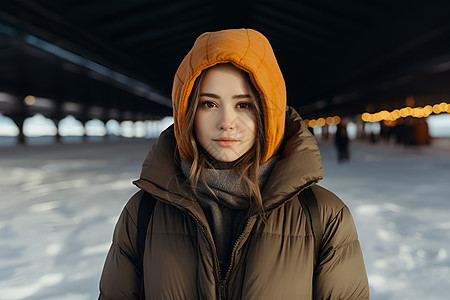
[172,28,286,163]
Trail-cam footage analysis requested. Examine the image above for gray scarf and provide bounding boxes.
[180,156,277,277]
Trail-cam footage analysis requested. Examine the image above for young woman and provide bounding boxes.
[99,28,369,300]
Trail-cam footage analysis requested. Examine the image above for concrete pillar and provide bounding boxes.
[101,120,109,141]
[15,43,30,145]
[52,118,62,143]
[9,93,30,146]
[11,115,26,145]
[81,119,88,142]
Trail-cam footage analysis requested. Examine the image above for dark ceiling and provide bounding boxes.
[1,0,450,121]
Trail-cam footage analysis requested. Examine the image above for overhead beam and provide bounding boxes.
[95,0,206,34]
[255,2,343,43]
[117,16,212,47]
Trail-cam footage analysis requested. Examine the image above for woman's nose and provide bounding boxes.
[218,108,235,130]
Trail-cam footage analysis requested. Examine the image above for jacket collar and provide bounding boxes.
[261,106,323,210]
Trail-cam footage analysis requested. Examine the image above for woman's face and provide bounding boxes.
[194,64,257,162]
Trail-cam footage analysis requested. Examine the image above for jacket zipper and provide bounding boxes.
[218,281,227,299]
[187,211,224,299]
[224,216,256,281]
[191,211,257,299]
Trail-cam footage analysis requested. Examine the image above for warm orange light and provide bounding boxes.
[416,109,424,118]
[432,104,441,114]
[306,115,343,127]
[399,108,409,118]
[423,105,433,116]
[24,95,35,105]
[391,109,400,120]
[412,108,421,117]
[404,107,412,115]
[406,96,415,107]
[380,110,390,119]
[375,113,384,122]
[361,113,370,122]
[361,102,450,123]
[384,120,396,126]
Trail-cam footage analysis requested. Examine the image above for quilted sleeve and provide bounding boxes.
[98,191,144,300]
[314,205,370,300]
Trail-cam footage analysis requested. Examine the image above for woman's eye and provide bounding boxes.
[201,101,217,108]
[237,102,253,109]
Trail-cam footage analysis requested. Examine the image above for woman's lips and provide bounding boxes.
[213,139,238,147]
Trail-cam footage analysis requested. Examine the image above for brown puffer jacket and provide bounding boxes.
[98,107,370,299]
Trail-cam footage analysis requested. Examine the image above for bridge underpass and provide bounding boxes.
[1,0,450,145]
[1,2,450,300]
[0,20,172,144]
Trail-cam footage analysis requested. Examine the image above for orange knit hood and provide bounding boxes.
[172,28,286,163]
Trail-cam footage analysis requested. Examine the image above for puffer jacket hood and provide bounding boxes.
[172,28,286,164]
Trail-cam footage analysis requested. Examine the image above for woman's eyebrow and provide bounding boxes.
[199,93,251,99]
[199,93,220,98]
[232,94,251,99]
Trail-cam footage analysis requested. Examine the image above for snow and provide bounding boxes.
[428,114,450,137]
[0,139,150,300]
[0,136,449,299]
[23,114,58,137]
[318,139,450,300]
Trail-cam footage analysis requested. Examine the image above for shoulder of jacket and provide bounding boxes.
[310,184,347,217]
[122,189,146,226]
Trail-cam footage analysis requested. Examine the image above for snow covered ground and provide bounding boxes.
[318,139,450,300]
[0,136,449,299]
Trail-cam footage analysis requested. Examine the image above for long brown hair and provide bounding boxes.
[178,63,266,216]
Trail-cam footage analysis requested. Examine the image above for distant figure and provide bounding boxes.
[335,121,350,162]
[414,118,431,145]
[369,131,378,144]
[380,121,391,143]
[403,117,416,146]
[394,118,405,145]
